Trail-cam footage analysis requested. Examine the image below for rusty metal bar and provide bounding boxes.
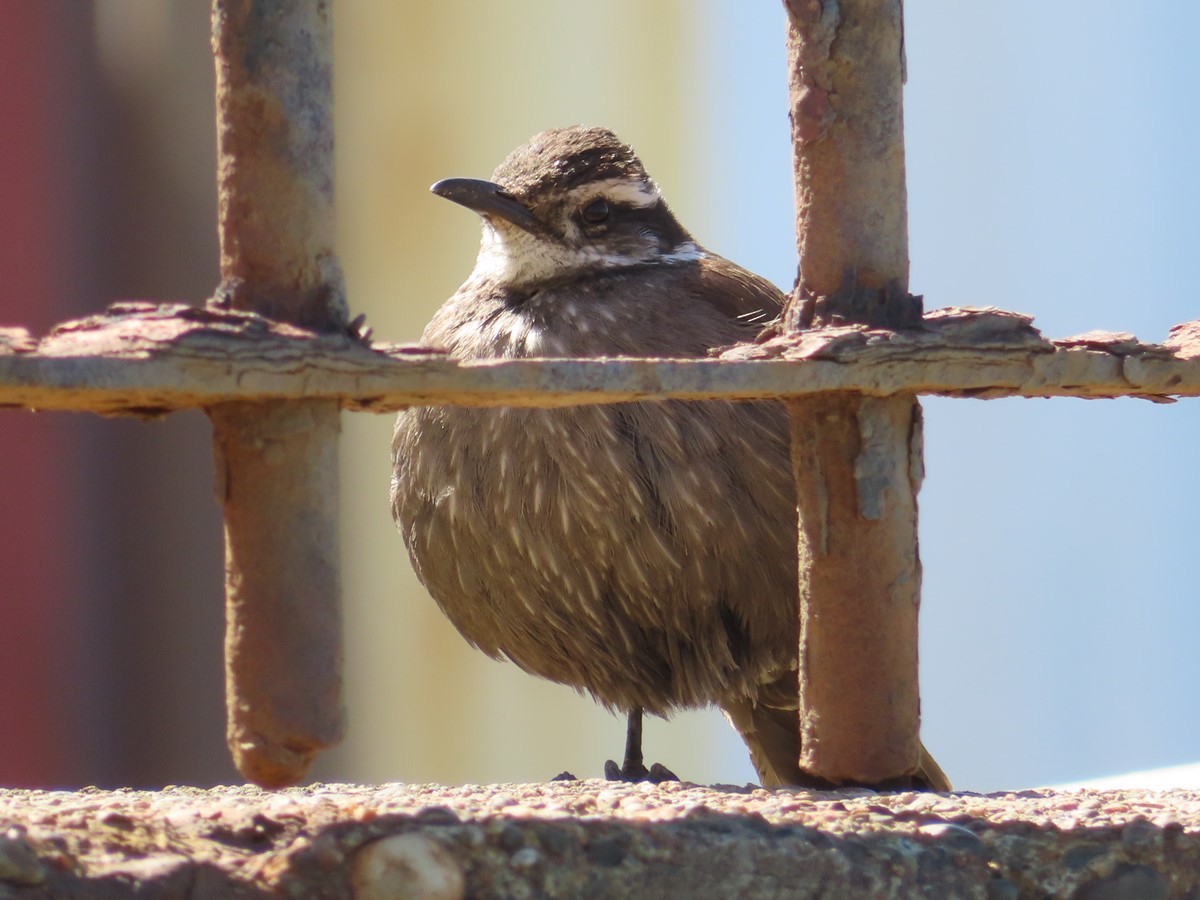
[784,0,927,786]
[207,0,347,787]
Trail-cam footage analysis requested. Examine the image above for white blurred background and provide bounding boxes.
[1,1,1195,792]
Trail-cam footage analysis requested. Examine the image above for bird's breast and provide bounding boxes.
[392,393,800,714]
[392,267,797,712]
[428,268,746,361]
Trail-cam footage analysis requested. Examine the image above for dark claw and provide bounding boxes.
[603,758,677,783]
[347,312,374,343]
[648,763,679,783]
[604,758,649,782]
[549,771,578,782]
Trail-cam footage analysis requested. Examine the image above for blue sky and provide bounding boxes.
[699,0,1199,790]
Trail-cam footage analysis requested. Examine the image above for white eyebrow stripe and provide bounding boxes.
[659,241,704,263]
[570,177,662,209]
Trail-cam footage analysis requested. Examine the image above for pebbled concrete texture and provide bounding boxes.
[3,780,1200,897]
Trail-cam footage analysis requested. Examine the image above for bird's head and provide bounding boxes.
[431,126,700,289]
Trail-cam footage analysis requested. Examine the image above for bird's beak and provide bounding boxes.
[430,178,542,233]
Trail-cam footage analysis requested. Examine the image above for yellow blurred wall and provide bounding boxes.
[328,1,756,785]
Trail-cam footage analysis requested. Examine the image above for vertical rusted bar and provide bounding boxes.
[207,0,347,787]
[784,0,925,785]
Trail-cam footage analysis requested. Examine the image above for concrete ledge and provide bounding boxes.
[2,781,1198,897]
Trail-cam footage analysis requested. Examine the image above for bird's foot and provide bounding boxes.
[604,707,680,782]
[347,312,374,344]
[549,771,578,782]
[603,759,679,783]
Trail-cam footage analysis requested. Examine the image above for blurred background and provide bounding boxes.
[0,1,1195,792]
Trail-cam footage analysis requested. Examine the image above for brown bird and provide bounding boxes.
[391,125,948,790]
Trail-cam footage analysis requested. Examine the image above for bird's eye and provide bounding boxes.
[581,199,610,225]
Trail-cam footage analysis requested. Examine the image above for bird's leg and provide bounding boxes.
[622,707,646,777]
[604,708,678,783]
[604,708,648,781]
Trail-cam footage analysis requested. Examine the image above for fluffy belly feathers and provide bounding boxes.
[391,398,798,715]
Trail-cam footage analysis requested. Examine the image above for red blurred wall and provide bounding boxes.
[0,3,231,788]
[0,3,84,786]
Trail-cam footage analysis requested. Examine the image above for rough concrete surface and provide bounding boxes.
[2,780,1200,897]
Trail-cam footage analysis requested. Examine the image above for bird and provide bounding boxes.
[391,125,949,790]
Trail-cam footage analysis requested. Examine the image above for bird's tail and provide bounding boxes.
[722,697,951,792]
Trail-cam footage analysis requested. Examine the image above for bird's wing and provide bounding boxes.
[691,252,788,331]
